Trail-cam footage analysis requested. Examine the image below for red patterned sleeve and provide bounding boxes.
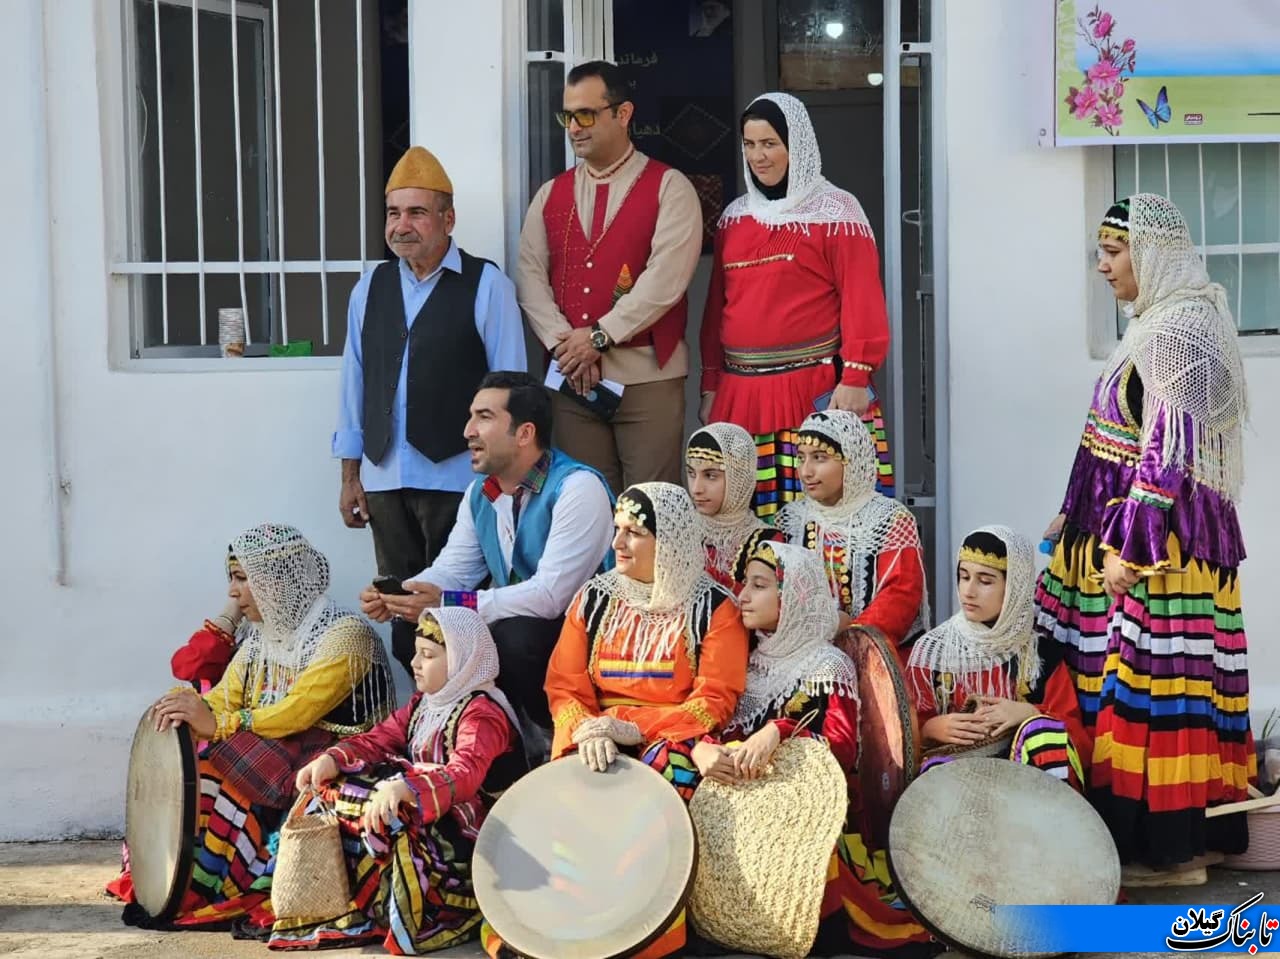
[828,229,889,388]
[768,690,859,773]
[326,697,416,771]
[856,532,926,654]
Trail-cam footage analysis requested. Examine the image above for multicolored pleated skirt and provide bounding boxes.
[1034,525,1255,868]
[753,403,894,521]
[269,770,485,954]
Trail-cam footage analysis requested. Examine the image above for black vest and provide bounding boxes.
[361,252,491,464]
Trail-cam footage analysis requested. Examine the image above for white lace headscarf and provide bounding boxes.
[407,607,520,758]
[732,541,857,731]
[776,411,930,633]
[1098,193,1248,500]
[686,422,765,580]
[907,526,1039,711]
[222,523,393,727]
[571,482,722,666]
[720,91,873,237]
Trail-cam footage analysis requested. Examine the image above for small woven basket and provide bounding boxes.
[1222,803,1280,871]
[271,788,352,920]
[688,737,848,959]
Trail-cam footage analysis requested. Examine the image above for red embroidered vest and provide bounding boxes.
[542,157,687,368]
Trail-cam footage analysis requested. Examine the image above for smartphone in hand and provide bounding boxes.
[372,575,410,596]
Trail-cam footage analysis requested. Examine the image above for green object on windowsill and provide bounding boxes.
[269,341,314,357]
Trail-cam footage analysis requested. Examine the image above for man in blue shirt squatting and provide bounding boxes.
[359,372,615,760]
[334,146,526,676]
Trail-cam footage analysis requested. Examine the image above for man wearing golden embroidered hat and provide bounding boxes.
[335,146,527,676]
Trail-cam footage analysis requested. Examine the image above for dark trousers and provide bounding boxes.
[366,487,463,676]
[489,615,564,730]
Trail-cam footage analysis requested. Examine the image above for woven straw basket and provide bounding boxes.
[271,789,351,920]
[1222,803,1280,871]
[688,737,848,959]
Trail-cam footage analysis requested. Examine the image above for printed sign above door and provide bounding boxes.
[1054,0,1280,145]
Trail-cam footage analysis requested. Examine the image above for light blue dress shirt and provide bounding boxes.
[333,241,528,493]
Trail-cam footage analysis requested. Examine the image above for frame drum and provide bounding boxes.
[836,625,919,850]
[474,754,696,959]
[888,757,1120,958]
[124,707,199,923]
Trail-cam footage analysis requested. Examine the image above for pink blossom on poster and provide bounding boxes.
[1087,58,1121,85]
[1096,101,1122,127]
[1070,7,1137,135]
[1073,86,1099,119]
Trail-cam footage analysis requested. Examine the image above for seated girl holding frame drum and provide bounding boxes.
[907,526,1090,789]
[109,524,394,932]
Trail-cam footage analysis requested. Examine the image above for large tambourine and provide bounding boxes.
[473,754,696,959]
[888,757,1120,958]
[124,707,199,923]
[836,624,919,850]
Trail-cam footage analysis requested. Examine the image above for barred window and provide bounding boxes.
[117,0,409,358]
[1113,143,1280,336]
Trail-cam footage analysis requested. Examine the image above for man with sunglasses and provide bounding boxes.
[517,59,703,495]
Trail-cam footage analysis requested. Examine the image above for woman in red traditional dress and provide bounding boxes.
[700,92,892,521]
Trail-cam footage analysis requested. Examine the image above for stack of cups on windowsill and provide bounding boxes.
[218,308,246,358]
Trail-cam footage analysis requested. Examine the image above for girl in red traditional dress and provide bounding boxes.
[700,92,892,520]
[777,410,928,654]
[277,608,525,954]
[685,421,773,593]
[908,526,1088,790]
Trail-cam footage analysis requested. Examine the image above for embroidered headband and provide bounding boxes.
[616,486,658,536]
[747,540,786,586]
[795,429,847,461]
[1098,198,1130,244]
[416,612,447,646]
[957,529,1009,572]
[686,427,726,466]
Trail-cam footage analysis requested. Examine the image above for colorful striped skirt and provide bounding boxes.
[269,771,484,954]
[753,402,894,521]
[106,765,279,928]
[919,714,1085,792]
[1034,525,1255,868]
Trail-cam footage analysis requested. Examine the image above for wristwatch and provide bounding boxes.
[589,324,611,352]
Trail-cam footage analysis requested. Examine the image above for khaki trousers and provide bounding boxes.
[550,377,686,495]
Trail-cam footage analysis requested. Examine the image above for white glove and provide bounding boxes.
[578,736,618,772]
[571,716,643,747]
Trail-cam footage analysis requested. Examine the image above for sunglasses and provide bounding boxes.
[553,103,623,129]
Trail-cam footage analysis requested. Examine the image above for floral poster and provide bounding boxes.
[1054,0,1280,145]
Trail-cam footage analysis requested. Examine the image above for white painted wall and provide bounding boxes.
[941,0,1278,723]
[0,0,414,840]
[2,0,1274,841]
